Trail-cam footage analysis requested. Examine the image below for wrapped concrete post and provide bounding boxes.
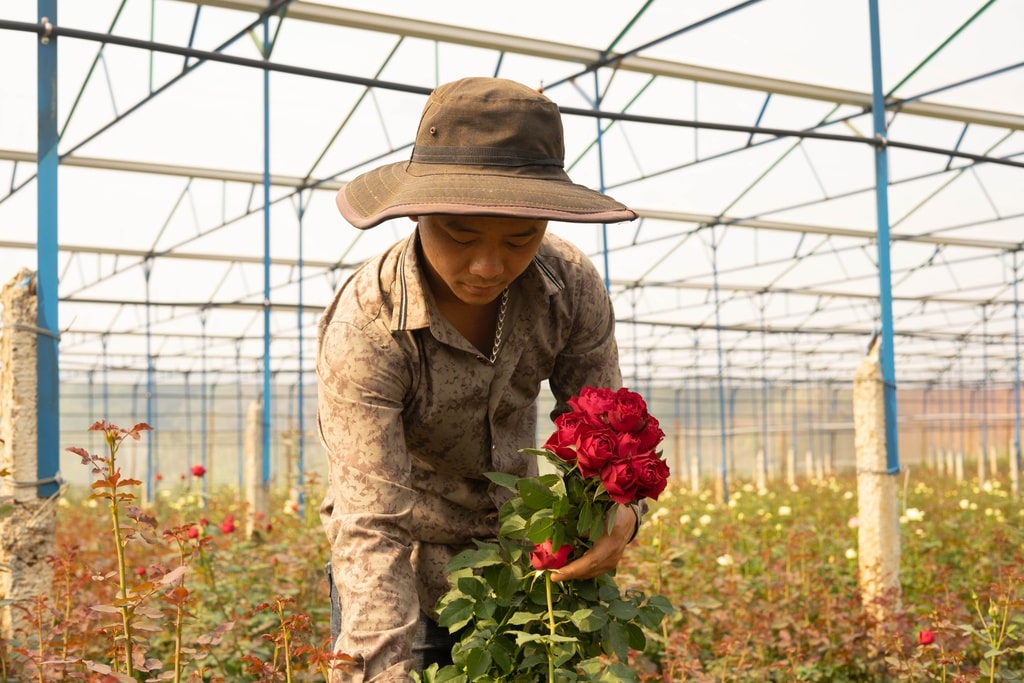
[853,338,901,622]
[0,269,58,640]
[243,398,269,537]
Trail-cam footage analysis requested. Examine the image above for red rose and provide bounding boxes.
[633,451,671,500]
[607,388,649,433]
[918,630,935,645]
[190,464,206,478]
[568,387,617,427]
[575,428,619,478]
[600,459,640,504]
[220,515,236,534]
[529,539,573,571]
[635,414,665,452]
[187,526,200,539]
[543,411,592,463]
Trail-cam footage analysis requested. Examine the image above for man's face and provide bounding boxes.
[414,214,548,306]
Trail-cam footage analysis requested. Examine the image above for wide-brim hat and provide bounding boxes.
[336,77,637,229]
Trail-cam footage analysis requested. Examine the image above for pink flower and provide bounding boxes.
[155,473,163,482]
[918,630,935,645]
[220,515,236,534]
[529,539,573,571]
[190,464,206,478]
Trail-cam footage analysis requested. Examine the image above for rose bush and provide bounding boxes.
[419,387,674,683]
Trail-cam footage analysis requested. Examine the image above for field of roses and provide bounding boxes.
[2,424,1023,681]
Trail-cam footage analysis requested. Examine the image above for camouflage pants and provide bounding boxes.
[326,564,458,672]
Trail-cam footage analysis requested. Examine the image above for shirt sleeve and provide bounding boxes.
[548,252,623,416]
[317,318,419,683]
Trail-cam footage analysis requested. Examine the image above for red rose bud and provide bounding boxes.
[190,464,206,477]
[187,526,200,539]
[530,539,573,571]
[918,630,935,645]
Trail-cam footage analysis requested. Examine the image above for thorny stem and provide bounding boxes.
[105,432,135,677]
[173,540,188,683]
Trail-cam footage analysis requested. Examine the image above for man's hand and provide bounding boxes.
[550,504,637,583]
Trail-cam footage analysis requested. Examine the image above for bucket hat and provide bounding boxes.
[336,77,637,229]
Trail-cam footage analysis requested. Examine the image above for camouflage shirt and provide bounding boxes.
[317,229,622,682]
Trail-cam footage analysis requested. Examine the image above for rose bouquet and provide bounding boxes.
[419,387,674,683]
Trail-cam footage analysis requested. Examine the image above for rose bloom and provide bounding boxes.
[634,414,665,452]
[606,388,650,433]
[190,464,206,478]
[918,630,935,645]
[187,526,200,539]
[632,451,670,500]
[529,539,573,571]
[575,428,619,478]
[567,387,617,427]
[601,458,640,504]
[220,515,236,534]
[543,410,592,463]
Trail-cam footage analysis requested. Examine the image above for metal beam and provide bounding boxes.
[172,0,1024,131]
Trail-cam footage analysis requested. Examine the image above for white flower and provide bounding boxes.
[845,548,857,560]
[678,514,691,526]
[848,516,860,528]
[843,491,854,500]
[959,499,971,510]
[650,507,669,522]
[716,554,734,567]
[904,507,925,522]
[778,505,792,517]
[698,514,712,526]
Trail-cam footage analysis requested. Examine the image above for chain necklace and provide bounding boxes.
[488,287,510,364]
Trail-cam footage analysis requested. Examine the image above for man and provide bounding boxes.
[317,76,639,682]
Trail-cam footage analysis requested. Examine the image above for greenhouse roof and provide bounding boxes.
[2,0,1023,393]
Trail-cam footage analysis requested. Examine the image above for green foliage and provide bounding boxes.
[426,452,674,682]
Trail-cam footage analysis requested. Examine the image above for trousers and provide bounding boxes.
[326,564,459,672]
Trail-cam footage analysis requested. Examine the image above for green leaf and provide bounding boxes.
[492,564,523,605]
[597,662,640,682]
[438,597,475,630]
[465,647,493,680]
[485,471,519,491]
[487,635,516,674]
[608,599,639,621]
[445,546,505,573]
[570,606,609,632]
[457,575,489,601]
[625,621,646,650]
[507,609,544,625]
[604,620,630,660]
[518,478,557,509]
[525,513,555,544]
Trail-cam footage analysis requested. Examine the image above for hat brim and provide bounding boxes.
[337,161,637,229]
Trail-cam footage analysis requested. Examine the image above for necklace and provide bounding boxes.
[489,287,510,364]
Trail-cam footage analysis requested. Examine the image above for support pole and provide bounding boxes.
[854,338,902,624]
[244,398,269,537]
[868,0,901,476]
[1,269,58,640]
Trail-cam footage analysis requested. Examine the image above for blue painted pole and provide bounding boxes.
[592,72,611,294]
[261,15,273,488]
[36,0,60,498]
[869,0,901,475]
[144,258,155,494]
